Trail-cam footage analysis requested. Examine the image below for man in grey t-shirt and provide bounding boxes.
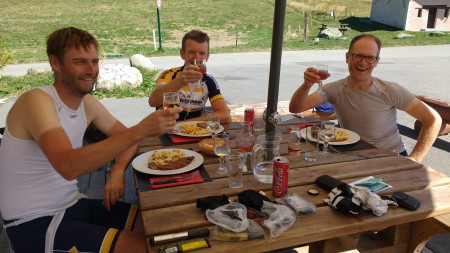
[289,34,441,163]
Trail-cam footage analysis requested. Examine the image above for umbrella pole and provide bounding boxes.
[265,0,286,133]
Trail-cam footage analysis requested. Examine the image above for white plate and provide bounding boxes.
[300,127,360,145]
[172,121,224,137]
[132,148,204,175]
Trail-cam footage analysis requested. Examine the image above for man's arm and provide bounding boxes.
[84,95,139,210]
[289,67,328,113]
[15,90,181,181]
[149,65,203,107]
[403,98,442,163]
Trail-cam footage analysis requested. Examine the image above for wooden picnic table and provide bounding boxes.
[133,118,450,253]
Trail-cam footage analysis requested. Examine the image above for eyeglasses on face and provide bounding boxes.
[349,53,378,63]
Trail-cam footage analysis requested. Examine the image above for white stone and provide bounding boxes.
[130,54,156,71]
[27,68,46,75]
[319,28,342,39]
[395,33,415,39]
[96,63,143,90]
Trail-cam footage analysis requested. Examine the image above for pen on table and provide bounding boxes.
[150,228,210,245]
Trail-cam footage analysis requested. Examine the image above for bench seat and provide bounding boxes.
[414,95,450,135]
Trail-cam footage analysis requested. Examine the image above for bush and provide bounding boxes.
[0,37,12,70]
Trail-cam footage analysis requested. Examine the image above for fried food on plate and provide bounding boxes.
[148,149,194,170]
[332,130,349,142]
[178,123,212,135]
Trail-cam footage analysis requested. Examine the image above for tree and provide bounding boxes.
[0,37,12,71]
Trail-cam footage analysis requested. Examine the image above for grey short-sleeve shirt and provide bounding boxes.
[319,77,415,153]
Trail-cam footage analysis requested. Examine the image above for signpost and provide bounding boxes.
[156,0,163,50]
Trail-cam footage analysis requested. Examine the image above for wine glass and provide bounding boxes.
[316,64,328,90]
[194,59,206,85]
[318,121,335,156]
[194,59,207,75]
[162,92,180,109]
[206,113,220,132]
[213,132,230,174]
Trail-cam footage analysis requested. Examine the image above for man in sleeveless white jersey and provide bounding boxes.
[289,34,441,163]
[0,27,182,253]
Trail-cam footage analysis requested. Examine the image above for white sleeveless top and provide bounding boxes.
[0,85,86,222]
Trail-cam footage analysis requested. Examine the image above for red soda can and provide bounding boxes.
[244,108,255,134]
[272,156,289,197]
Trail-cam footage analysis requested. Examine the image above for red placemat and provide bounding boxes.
[287,122,315,131]
[150,171,204,189]
[168,134,209,144]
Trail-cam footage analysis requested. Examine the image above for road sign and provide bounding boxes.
[156,0,162,10]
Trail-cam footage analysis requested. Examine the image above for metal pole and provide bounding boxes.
[265,0,286,133]
[157,8,162,50]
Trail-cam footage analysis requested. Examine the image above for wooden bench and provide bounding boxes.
[414,95,450,135]
[318,24,328,32]
[338,28,348,35]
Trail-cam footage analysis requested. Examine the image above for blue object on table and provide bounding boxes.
[315,101,335,113]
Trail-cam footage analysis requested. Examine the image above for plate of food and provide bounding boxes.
[172,121,224,137]
[132,148,204,175]
[300,127,360,145]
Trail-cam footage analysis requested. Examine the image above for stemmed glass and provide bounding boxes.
[206,113,220,133]
[213,132,230,174]
[162,92,180,109]
[316,64,328,90]
[318,121,335,156]
[194,59,206,85]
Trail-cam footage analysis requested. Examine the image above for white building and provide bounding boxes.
[370,0,450,31]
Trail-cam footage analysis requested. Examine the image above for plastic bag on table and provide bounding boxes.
[205,203,249,233]
[261,201,296,238]
[211,220,265,241]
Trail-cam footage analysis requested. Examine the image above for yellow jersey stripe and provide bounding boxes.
[125,204,139,231]
[99,228,119,253]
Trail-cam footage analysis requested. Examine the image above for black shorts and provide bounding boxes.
[5,198,139,253]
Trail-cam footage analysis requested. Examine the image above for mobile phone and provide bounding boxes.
[391,192,421,211]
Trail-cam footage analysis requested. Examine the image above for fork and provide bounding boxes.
[152,170,200,185]
[328,145,370,159]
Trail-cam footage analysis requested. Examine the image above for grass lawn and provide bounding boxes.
[1,0,449,98]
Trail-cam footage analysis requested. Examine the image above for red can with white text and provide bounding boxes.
[272,156,289,197]
[244,108,255,134]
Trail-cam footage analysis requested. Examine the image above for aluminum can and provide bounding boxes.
[244,107,255,133]
[272,156,289,197]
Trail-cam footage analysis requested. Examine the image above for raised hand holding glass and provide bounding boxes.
[316,64,328,90]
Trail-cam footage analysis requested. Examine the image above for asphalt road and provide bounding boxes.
[1,45,449,175]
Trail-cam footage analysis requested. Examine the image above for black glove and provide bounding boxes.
[238,189,273,212]
[196,195,230,211]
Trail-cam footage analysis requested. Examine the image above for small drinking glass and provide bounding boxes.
[316,64,328,90]
[304,125,320,162]
[288,127,301,161]
[319,121,335,156]
[206,113,220,132]
[253,108,266,136]
[162,92,180,110]
[227,149,244,188]
[213,132,230,174]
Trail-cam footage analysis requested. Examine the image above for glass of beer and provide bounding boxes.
[163,92,180,109]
